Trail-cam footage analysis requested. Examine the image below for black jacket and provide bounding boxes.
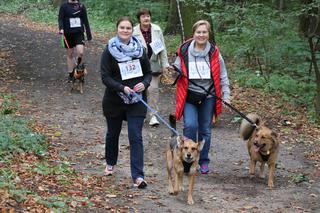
[58,2,92,40]
[100,47,152,118]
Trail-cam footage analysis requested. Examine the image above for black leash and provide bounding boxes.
[171,65,258,128]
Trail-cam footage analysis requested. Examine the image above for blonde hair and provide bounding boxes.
[192,20,211,35]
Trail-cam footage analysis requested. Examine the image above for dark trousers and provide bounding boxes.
[105,115,145,181]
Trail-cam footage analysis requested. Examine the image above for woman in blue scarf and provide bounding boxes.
[100,16,152,188]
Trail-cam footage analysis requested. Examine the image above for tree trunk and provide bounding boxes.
[308,38,320,123]
[276,0,286,11]
[164,0,180,35]
[180,0,214,42]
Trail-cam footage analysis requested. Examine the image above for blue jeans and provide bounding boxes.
[183,97,215,165]
[105,115,145,181]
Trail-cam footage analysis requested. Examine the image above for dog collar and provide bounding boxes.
[259,150,270,161]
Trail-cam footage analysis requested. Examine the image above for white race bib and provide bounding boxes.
[118,59,143,80]
[150,39,164,55]
[188,61,211,79]
[69,18,81,28]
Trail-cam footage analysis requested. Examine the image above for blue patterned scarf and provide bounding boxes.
[108,36,143,62]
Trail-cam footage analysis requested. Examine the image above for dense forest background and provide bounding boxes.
[1,0,320,124]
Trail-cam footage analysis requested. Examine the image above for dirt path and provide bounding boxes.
[1,16,319,212]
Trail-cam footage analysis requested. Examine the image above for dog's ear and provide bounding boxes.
[197,139,205,151]
[255,118,261,126]
[271,131,278,144]
[177,136,184,148]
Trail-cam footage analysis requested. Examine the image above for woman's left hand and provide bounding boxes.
[133,82,145,92]
[222,99,232,113]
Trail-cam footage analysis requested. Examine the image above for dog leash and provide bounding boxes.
[60,34,70,49]
[171,65,258,129]
[129,92,180,136]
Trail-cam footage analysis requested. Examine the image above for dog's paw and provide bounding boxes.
[168,186,174,194]
[187,198,194,205]
[179,186,185,192]
[268,181,274,189]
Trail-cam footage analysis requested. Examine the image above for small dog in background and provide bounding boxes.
[166,135,204,205]
[240,113,279,188]
[71,57,87,94]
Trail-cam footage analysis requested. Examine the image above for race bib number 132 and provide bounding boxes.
[118,59,143,80]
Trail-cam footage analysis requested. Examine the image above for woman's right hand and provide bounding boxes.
[123,86,134,96]
[166,66,179,79]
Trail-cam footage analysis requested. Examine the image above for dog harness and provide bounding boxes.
[259,151,270,161]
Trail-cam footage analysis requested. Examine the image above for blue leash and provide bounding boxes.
[129,92,180,136]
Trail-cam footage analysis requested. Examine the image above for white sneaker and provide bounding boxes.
[104,165,114,176]
[149,115,160,127]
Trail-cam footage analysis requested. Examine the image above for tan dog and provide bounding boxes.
[71,58,87,94]
[166,136,204,205]
[240,113,279,188]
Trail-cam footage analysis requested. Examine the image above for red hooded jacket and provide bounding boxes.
[175,39,222,120]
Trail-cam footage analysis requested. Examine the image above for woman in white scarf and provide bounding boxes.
[100,17,152,189]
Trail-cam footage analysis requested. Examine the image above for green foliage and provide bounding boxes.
[206,1,317,117]
[37,195,67,209]
[291,173,309,183]
[0,115,47,159]
[85,0,168,25]
[0,96,47,160]
[0,95,19,115]
[0,0,169,37]
[27,7,58,25]
[164,35,181,55]
[33,161,75,176]
[0,167,17,188]
[9,188,32,203]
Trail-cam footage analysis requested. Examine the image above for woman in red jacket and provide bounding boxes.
[173,20,231,174]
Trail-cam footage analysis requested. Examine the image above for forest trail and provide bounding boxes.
[1,15,319,212]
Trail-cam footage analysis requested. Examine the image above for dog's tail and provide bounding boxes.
[239,113,260,140]
[169,113,176,137]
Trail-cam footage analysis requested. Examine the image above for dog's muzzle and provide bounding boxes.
[184,153,193,163]
[253,140,265,152]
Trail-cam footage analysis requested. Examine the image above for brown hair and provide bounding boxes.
[192,20,211,35]
[136,8,151,21]
[116,16,133,28]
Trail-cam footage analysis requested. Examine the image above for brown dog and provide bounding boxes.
[240,113,279,188]
[166,136,204,205]
[71,57,87,94]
